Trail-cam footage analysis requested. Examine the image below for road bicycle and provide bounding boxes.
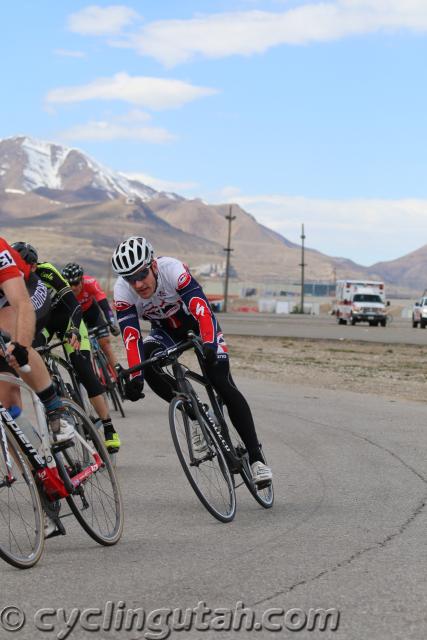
[36,339,94,418]
[119,331,273,523]
[89,326,125,418]
[0,365,124,569]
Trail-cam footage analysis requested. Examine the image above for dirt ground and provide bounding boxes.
[225,335,427,404]
[114,333,427,404]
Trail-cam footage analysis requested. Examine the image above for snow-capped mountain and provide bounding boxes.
[0,135,178,204]
[0,134,416,293]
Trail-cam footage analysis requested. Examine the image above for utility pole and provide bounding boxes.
[300,223,306,314]
[223,205,236,313]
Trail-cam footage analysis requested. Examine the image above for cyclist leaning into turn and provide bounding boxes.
[0,237,74,444]
[111,236,272,486]
[61,263,120,374]
[12,243,121,453]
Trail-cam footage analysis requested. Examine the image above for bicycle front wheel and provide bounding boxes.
[0,427,44,569]
[59,399,124,545]
[169,397,236,523]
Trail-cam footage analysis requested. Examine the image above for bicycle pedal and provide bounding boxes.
[229,462,242,474]
[45,526,66,540]
[254,479,272,490]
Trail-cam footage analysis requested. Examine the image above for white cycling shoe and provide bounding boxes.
[251,461,273,486]
[48,411,75,444]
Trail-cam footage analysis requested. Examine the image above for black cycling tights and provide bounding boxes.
[143,342,262,464]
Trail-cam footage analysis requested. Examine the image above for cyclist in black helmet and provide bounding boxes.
[13,243,121,453]
[62,262,120,375]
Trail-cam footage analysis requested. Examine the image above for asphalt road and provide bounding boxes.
[2,372,427,639]
[218,312,427,344]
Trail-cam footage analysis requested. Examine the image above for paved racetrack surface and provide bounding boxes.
[2,367,427,639]
[219,312,425,344]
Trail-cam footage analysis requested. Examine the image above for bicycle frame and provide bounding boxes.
[119,334,241,468]
[46,346,85,407]
[0,374,102,501]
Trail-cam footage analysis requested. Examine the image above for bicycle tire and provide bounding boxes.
[49,355,83,406]
[95,352,126,418]
[224,418,274,509]
[107,381,126,419]
[240,448,274,509]
[59,399,124,545]
[169,396,236,523]
[0,425,44,568]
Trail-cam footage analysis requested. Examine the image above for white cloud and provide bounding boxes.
[115,0,427,66]
[45,72,218,110]
[220,190,427,264]
[115,109,151,123]
[53,49,86,58]
[68,5,139,36]
[58,120,175,143]
[124,172,198,193]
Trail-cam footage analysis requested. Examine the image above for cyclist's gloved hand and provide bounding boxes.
[202,342,217,366]
[125,377,145,402]
[10,342,29,367]
[110,323,121,337]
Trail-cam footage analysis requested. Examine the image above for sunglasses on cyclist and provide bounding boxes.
[123,266,151,283]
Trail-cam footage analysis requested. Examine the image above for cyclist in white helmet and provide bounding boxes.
[111,236,272,487]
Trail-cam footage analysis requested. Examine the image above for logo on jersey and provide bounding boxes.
[177,271,191,290]
[0,250,14,270]
[114,301,132,312]
[123,326,140,351]
[195,302,205,317]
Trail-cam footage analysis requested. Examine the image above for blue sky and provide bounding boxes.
[1,1,427,265]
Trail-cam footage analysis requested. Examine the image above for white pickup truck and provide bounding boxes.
[412,297,427,328]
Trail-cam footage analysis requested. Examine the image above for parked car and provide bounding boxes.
[412,297,427,328]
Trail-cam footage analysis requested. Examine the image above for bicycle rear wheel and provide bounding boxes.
[107,381,126,419]
[225,418,274,509]
[0,426,44,568]
[59,399,124,545]
[95,353,126,418]
[169,397,236,522]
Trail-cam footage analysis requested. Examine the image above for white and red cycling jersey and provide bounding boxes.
[75,275,107,312]
[113,257,228,374]
[0,238,31,309]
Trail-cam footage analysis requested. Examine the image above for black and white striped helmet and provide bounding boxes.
[111,236,154,276]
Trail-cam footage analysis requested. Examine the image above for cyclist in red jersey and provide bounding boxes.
[0,237,75,444]
[61,263,120,374]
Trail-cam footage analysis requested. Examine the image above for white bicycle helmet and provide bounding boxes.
[111,236,154,276]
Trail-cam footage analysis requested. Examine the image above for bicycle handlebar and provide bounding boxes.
[88,323,115,338]
[35,339,68,356]
[117,331,203,380]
